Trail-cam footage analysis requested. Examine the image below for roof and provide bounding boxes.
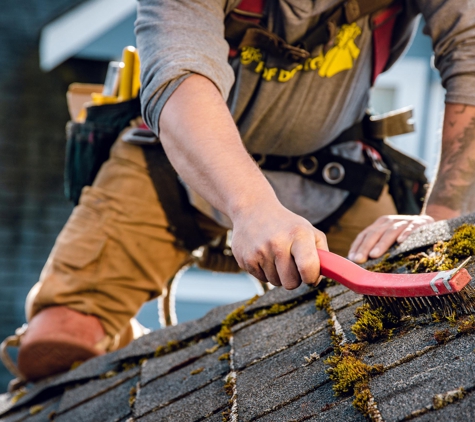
[1,213,475,421]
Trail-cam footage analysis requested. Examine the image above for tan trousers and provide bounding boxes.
[28,132,396,339]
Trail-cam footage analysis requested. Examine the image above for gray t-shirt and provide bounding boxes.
[136,0,475,226]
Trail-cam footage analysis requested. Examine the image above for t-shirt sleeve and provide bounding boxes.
[135,0,235,134]
[418,0,475,105]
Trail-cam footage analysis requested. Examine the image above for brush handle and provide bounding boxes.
[317,249,472,297]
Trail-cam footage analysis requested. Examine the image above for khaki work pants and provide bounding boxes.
[28,132,396,340]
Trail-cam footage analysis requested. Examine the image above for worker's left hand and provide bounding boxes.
[348,215,434,263]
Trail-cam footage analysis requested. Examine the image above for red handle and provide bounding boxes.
[317,249,472,297]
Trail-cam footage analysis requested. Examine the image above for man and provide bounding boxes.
[6,0,475,381]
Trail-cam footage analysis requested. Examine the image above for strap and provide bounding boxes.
[234,0,265,17]
[254,150,390,201]
[142,145,210,252]
[226,0,399,64]
[371,2,403,83]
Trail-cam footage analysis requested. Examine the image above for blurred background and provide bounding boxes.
[0,0,445,391]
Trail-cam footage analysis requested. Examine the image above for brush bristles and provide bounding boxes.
[364,284,475,319]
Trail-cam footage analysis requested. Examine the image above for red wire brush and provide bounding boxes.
[318,250,475,318]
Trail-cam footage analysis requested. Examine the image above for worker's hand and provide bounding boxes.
[348,215,434,264]
[231,204,328,290]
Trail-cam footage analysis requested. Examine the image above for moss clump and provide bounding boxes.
[223,374,235,397]
[246,295,260,306]
[325,354,383,395]
[253,301,297,319]
[352,383,372,416]
[129,386,137,407]
[315,291,331,311]
[218,352,230,361]
[457,315,475,335]
[368,224,475,274]
[100,370,118,379]
[190,367,204,375]
[29,405,43,415]
[434,329,452,344]
[351,305,399,342]
[433,387,465,410]
[10,388,27,404]
[206,344,220,354]
[216,326,233,347]
[154,340,181,358]
[221,409,231,422]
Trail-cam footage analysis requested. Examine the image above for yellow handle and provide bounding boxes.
[119,46,136,101]
[132,50,141,98]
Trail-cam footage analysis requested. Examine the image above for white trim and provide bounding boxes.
[39,0,136,71]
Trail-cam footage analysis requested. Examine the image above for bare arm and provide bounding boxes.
[349,103,475,263]
[425,103,475,219]
[159,74,328,289]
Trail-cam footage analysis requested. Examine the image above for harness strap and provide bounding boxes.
[142,144,210,252]
[253,148,390,201]
[226,0,402,81]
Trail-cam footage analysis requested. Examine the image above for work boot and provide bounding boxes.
[17,306,108,381]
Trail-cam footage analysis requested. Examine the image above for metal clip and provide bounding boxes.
[122,128,159,145]
[429,257,472,294]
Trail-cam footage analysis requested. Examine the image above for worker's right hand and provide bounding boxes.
[231,203,328,290]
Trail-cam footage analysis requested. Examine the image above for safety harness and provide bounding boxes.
[224,0,427,217]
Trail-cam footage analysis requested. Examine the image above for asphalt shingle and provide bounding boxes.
[135,378,229,422]
[371,335,475,421]
[134,345,230,418]
[235,329,332,420]
[232,300,327,370]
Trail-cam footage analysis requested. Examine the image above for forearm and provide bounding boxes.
[424,103,475,221]
[159,74,279,221]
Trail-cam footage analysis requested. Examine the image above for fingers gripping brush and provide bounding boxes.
[318,250,475,318]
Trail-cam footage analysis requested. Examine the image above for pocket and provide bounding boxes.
[64,121,118,205]
[53,207,107,269]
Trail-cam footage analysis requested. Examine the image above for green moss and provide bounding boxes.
[216,326,233,347]
[246,295,260,306]
[351,305,399,342]
[446,312,457,325]
[433,388,465,410]
[325,354,383,395]
[434,329,452,344]
[253,301,297,319]
[352,383,372,416]
[315,291,331,311]
[206,344,220,354]
[457,315,475,335]
[190,367,204,375]
[222,305,247,327]
[29,405,43,415]
[154,340,182,358]
[221,409,231,422]
[100,370,118,379]
[122,362,137,371]
[367,224,475,275]
[223,374,235,397]
[218,352,230,361]
[10,388,27,404]
[129,386,137,407]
